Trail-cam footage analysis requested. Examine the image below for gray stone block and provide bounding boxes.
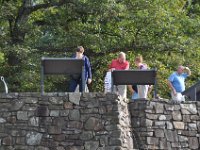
[165,130,178,142]
[10,100,24,111]
[49,97,63,104]
[188,137,199,149]
[69,93,81,105]
[50,110,60,117]
[155,129,164,137]
[69,110,80,121]
[173,121,185,130]
[35,106,49,117]
[16,137,25,145]
[35,146,50,150]
[0,118,6,123]
[171,142,180,148]
[166,121,173,129]
[159,115,167,121]
[2,136,13,146]
[147,137,159,145]
[188,123,197,131]
[155,121,165,128]
[172,111,182,121]
[178,135,188,142]
[84,141,99,150]
[109,138,122,146]
[60,110,69,116]
[183,115,191,122]
[17,111,28,120]
[26,132,43,145]
[159,139,167,149]
[22,97,38,104]
[80,131,93,140]
[85,117,103,131]
[63,102,73,109]
[155,103,164,113]
[180,104,197,114]
[29,117,39,126]
[68,121,83,129]
[146,114,158,120]
[48,126,61,134]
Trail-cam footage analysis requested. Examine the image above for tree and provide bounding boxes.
[0,0,199,98]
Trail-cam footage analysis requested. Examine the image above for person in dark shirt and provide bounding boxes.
[69,46,92,92]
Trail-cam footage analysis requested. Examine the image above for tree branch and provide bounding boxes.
[28,0,75,14]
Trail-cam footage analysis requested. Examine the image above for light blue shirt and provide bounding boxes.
[168,72,188,93]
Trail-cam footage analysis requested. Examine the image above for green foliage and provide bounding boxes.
[0,0,199,99]
[0,52,4,64]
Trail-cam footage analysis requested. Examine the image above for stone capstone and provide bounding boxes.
[69,93,81,105]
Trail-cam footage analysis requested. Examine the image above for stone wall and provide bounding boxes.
[0,93,133,150]
[0,93,200,150]
[129,100,200,150]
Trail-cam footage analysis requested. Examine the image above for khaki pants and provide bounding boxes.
[171,92,185,102]
[137,85,149,99]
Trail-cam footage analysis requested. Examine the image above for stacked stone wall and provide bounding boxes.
[0,93,199,150]
[129,100,200,150]
[0,93,133,150]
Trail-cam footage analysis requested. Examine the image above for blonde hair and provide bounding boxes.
[76,46,84,53]
[118,52,126,59]
[135,55,143,63]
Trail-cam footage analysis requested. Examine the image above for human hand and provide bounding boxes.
[88,78,92,84]
[173,89,177,96]
[111,68,115,71]
[185,67,189,70]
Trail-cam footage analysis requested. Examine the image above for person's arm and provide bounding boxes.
[125,61,130,70]
[184,67,191,76]
[108,60,115,71]
[85,57,92,84]
[148,85,153,95]
[128,85,134,94]
[167,80,177,95]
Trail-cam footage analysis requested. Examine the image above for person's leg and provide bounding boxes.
[78,79,83,92]
[143,85,149,98]
[137,85,148,99]
[137,85,142,98]
[132,92,139,100]
[69,79,78,92]
[171,92,178,101]
[176,92,185,102]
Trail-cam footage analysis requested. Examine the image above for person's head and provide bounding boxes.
[76,46,84,55]
[177,65,185,74]
[134,55,143,67]
[118,52,126,63]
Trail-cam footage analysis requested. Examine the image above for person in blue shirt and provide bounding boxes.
[69,46,92,92]
[168,66,191,101]
[128,85,139,100]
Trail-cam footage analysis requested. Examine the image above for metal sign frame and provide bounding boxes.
[41,57,85,94]
[182,80,200,101]
[111,69,157,98]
